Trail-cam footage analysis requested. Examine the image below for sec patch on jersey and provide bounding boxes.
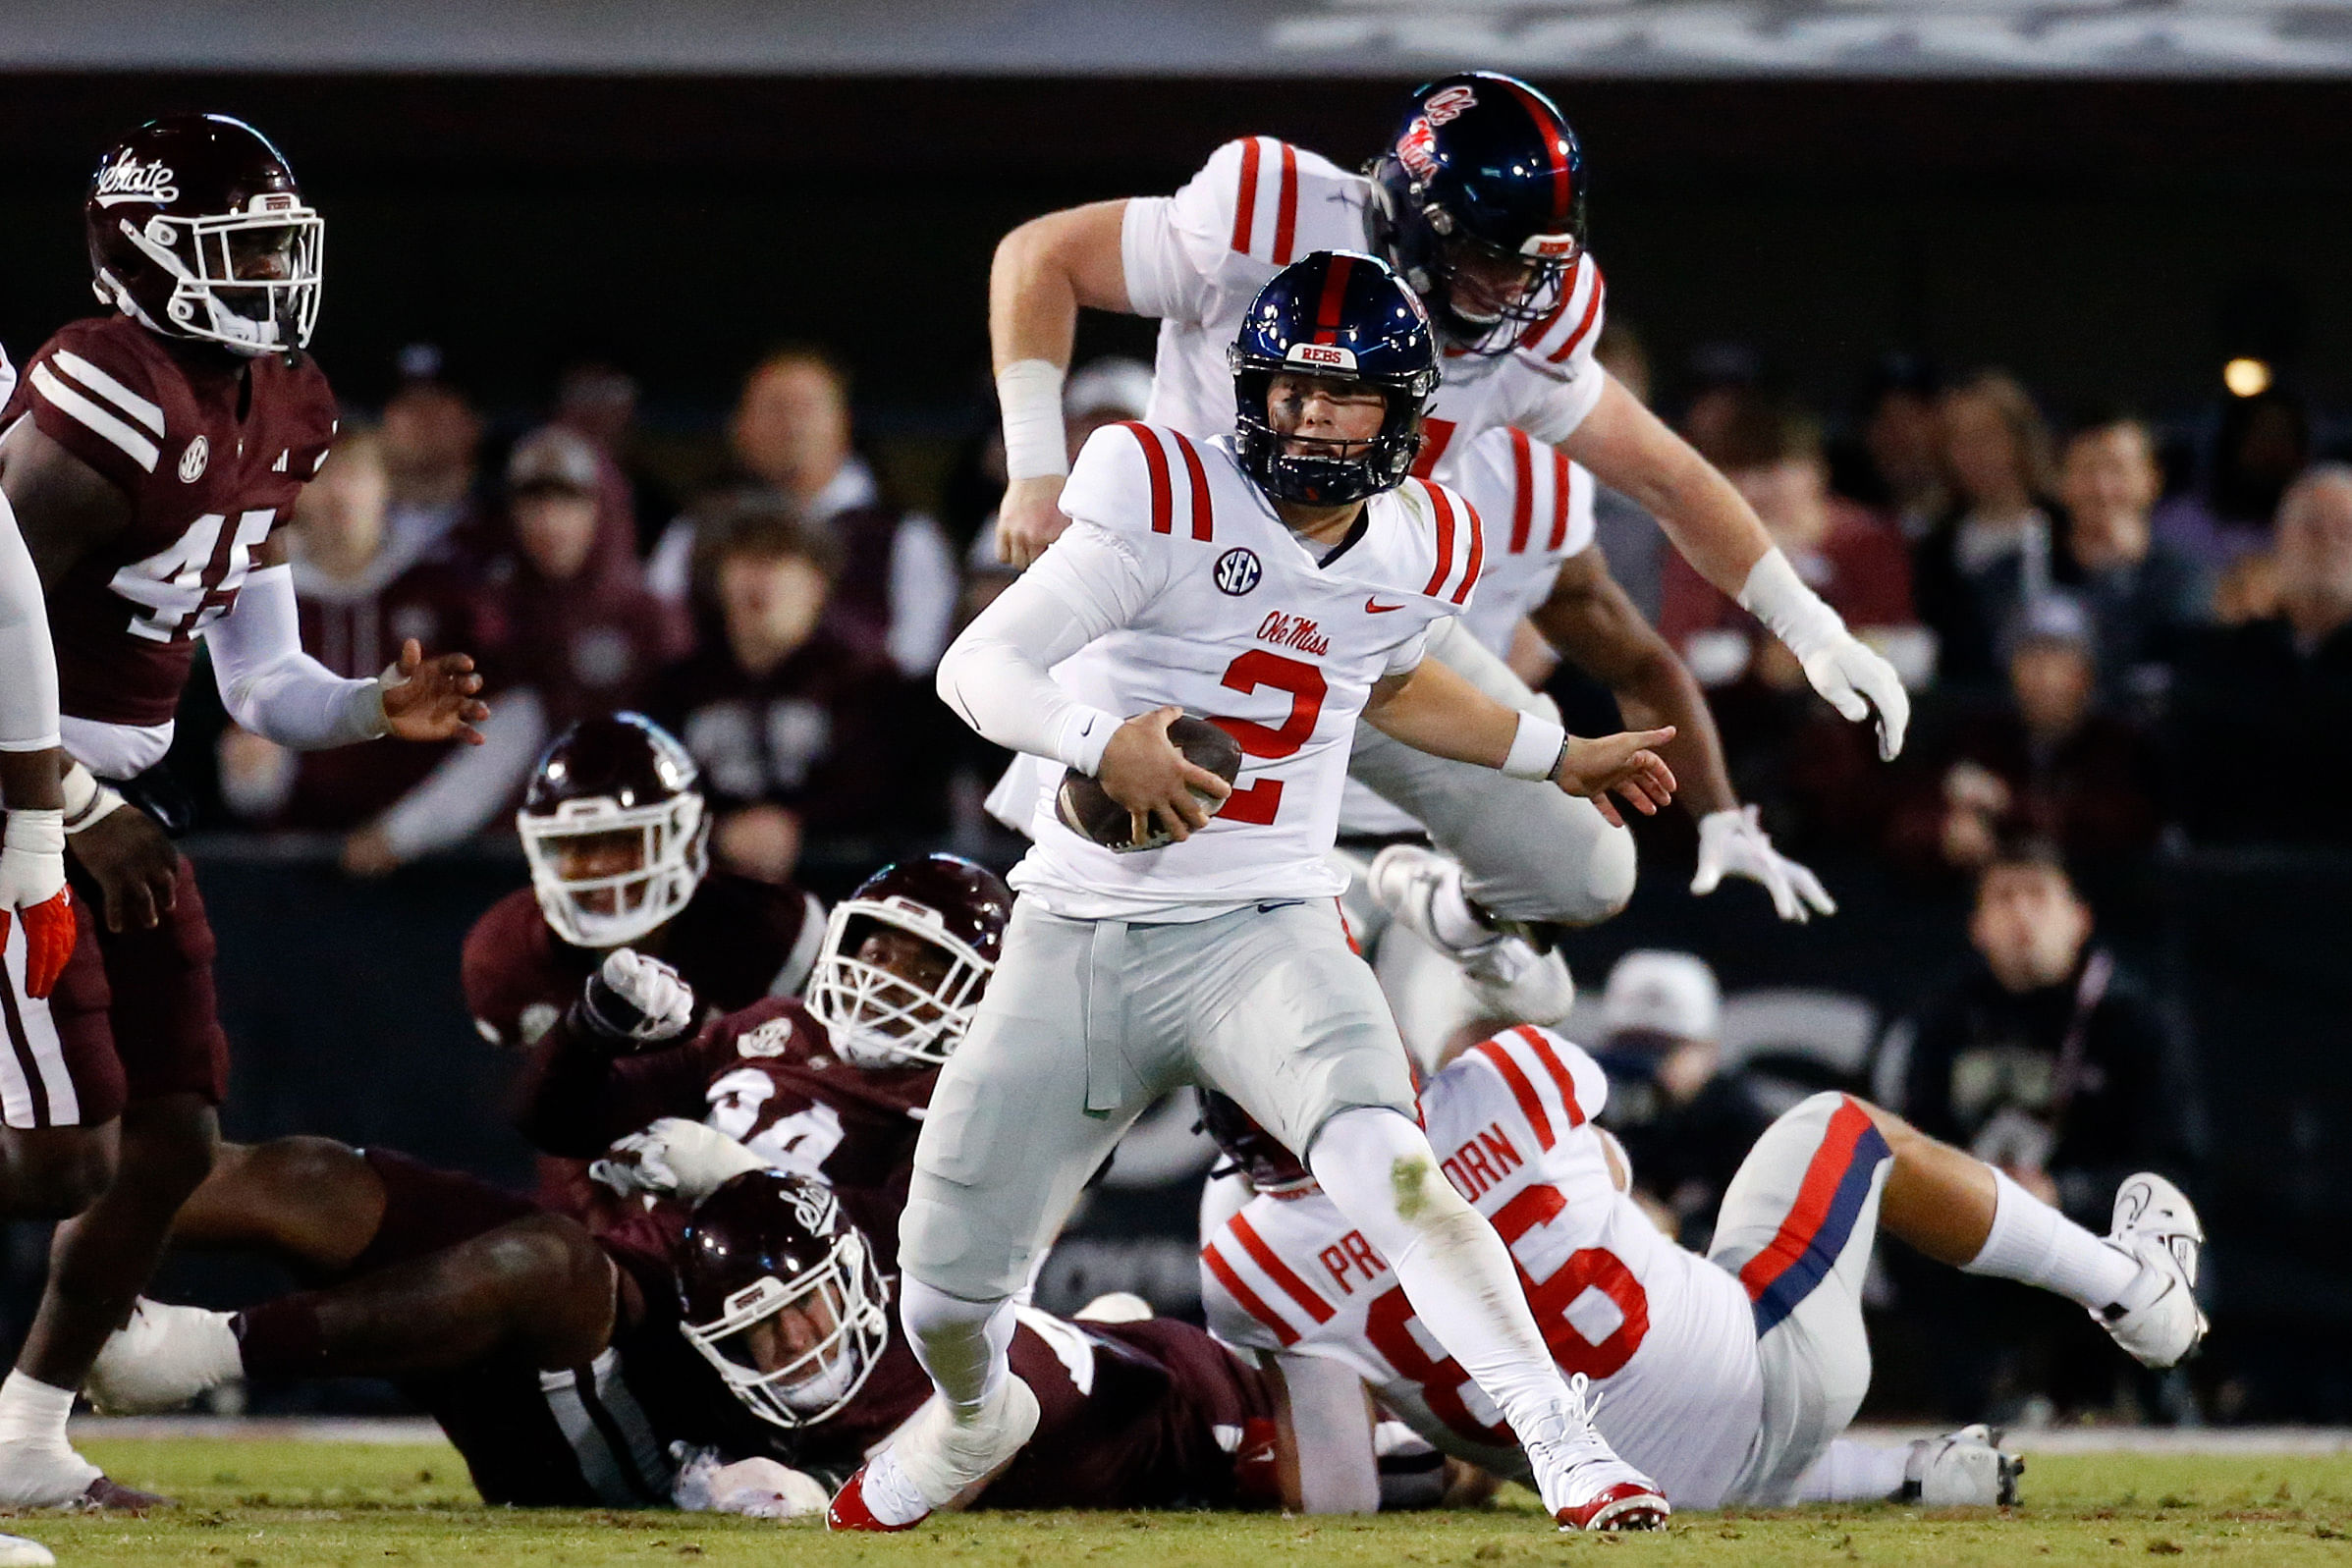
[1056,716,1243,852]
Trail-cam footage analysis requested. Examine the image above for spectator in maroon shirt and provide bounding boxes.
[1887,594,2165,885]
[647,504,934,886]
[647,348,957,676]
[216,428,486,857]
[337,427,682,876]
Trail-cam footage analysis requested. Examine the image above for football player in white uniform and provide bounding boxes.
[1199,1024,2206,1512]
[987,72,1890,1019]
[832,254,1679,1536]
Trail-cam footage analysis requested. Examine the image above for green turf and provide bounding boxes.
[0,1440,2342,1566]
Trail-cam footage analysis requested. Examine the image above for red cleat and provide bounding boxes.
[826,1465,924,1533]
[75,1476,174,1513]
[1556,1479,1670,1533]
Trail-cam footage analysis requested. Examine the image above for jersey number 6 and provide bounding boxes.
[1208,650,1326,827]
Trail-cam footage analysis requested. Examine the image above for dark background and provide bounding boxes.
[3,75,2350,427]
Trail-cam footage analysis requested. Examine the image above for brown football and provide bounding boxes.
[1057,715,1244,853]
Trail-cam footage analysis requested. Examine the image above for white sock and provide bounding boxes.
[1961,1166,2142,1311]
[0,1372,76,1449]
[901,1276,1015,1422]
[1428,865,1493,951]
[1309,1108,1566,1436]
[1793,1439,1912,1503]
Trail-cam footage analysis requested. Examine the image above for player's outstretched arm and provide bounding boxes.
[1363,657,1675,828]
[992,199,1134,568]
[1559,375,1909,760]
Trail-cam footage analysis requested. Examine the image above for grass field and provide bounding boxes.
[3,1438,2347,1567]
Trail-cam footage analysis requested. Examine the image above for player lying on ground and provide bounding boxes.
[988,72,1898,1021]
[90,1142,1306,1519]
[0,113,487,1510]
[465,713,831,1212]
[1198,1023,2207,1512]
[855,250,1677,1538]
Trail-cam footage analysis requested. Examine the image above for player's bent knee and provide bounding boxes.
[1555,817,1636,926]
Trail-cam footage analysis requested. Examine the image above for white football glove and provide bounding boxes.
[576,948,696,1046]
[671,1445,830,1518]
[1737,548,1910,761]
[590,1116,767,1204]
[0,808,76,999]
[1799,633,1910,762]
[1691,806,1836,923]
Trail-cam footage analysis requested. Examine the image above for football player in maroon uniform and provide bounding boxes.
[0,113,487,1508]
[510,850,1012,1256]
[462,712,828,1213]
[90,1158,1283,1517]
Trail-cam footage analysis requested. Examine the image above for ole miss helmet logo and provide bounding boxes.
[1422,84,1478,125]
[1397,117,1440,181]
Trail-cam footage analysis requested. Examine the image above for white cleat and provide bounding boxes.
[2097,1173,2209,1370]
[828,1375,1040,1532]
[1367,845,1576,1025]
[0,1534,54,1566]
[1523,1374,1669,1532]
[1897,1425,2022,1506]
[84,1299,241,1416]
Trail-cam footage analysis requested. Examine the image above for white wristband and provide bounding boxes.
[59,761,126,835]
[997,359,1070,481]
[1735,547,1847,661]
[1502,711,1568,781]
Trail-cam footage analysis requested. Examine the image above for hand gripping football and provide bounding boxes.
[1056,715,1243,853]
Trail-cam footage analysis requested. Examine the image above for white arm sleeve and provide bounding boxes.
[0,489,61,754]
[374,685,547,860]
[203,564,388,750]
[934,520,1155,776]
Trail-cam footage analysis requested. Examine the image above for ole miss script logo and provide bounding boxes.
[1215,548,1263,595]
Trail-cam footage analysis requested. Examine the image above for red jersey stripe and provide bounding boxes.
[1410,417,1456,480]
[1549,263,1606,364]
[1420,481,1457,599]
[1470,1038,1556,1151]
[1312,253,1352,345]
[1119,421,1175,534]
[1203,1242,1299,1347]
[1273,142,1300,265]
[1548,447,1574,553]
[1511,1025,1586,1127]
[1169,429,1215,542]
[1508,428,1535,554]
[1232,137,1263,256]
[1451,499,1483,606]
[1736,1098,1876,1303]
[1231,1212,1335,1325]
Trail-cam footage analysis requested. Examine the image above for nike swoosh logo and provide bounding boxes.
[1365,598,1405,614]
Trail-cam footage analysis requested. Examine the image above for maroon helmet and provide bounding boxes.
[675,1170,890,1431]
[518,713,709,948]
[1200,1092,1315,1196]
[86,113,322,357]
[804,853,1012,1070]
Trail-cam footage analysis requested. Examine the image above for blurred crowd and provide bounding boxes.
[184,325,2352,899]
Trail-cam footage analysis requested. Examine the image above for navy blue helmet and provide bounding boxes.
[1229,249,1440,507]
[1368,73,1588,357]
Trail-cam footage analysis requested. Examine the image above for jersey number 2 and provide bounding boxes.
[1209,650,1326,826]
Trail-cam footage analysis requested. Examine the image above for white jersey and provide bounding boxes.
[1004,420,1485,921]
[1447,425,1594,658]
[1119,136,1613,493]
[1200,1025,1766,1508]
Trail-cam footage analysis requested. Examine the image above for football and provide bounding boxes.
[1056,715,1243,853]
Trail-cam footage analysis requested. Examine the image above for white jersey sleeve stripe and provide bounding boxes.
[1548,447,1576,553]
[1167,428,1217,542]
[1202,1237,1303,1346]
[1546,262,1607,365]
[28,362,159,473]
[49,349,165,437]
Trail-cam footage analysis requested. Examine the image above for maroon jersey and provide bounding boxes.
[463,875,821,1054]
[512,994,933,1259]
[7,313,337,732]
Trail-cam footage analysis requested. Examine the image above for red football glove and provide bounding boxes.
[1,809,77,999]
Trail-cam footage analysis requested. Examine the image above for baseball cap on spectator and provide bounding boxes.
[1064,357,1154,422]
[2004,590,2096,660]
[1601,950,1723,1049]
[508,425,602,498]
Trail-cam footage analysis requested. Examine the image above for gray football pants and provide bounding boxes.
[900,898,1418,1303]
[1347,616,1636,928]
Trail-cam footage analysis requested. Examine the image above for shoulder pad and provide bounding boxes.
[1515,257,1608,370]
[1454,1024,1610,1148]
[1171,137,1371,279]
[1063,420,1219,543]
[22,319,174,485]
[1397,477,1486,608]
